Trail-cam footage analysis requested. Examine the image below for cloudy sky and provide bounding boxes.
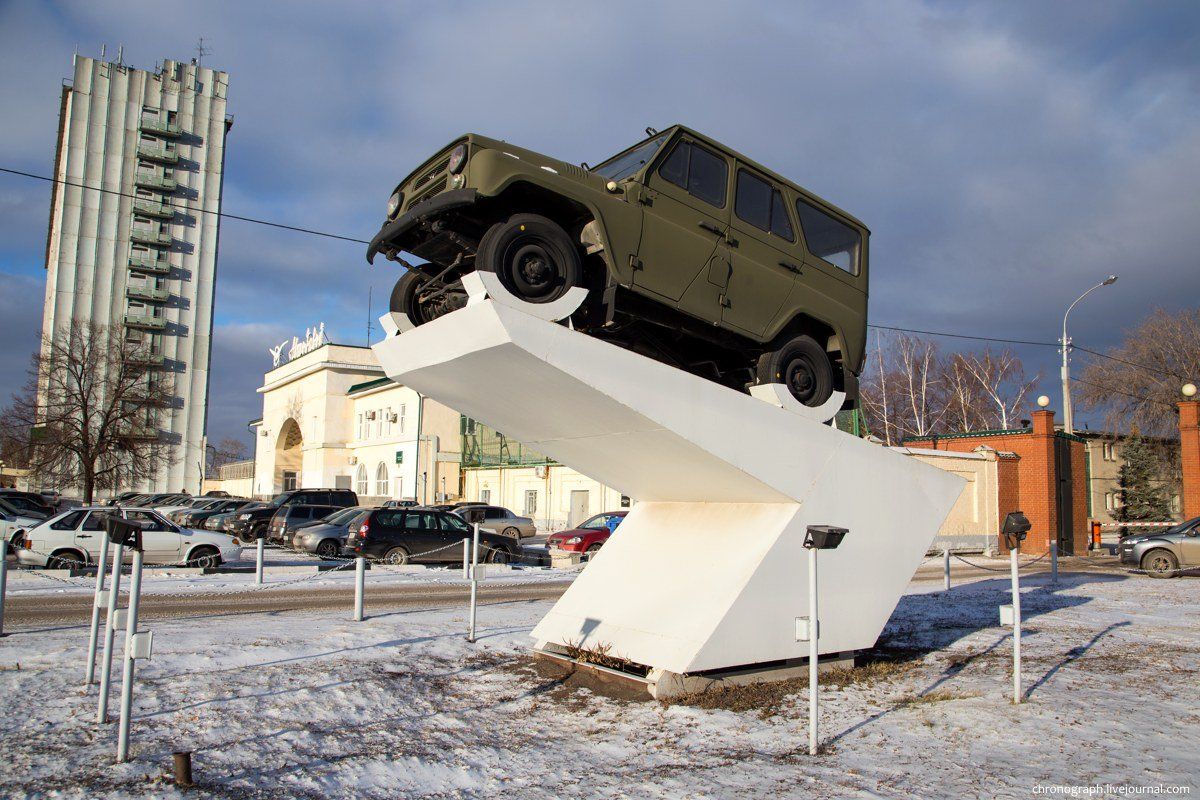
[1,0,1197,448]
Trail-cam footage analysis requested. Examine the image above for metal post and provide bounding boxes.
[808,546,819,756]
[0,539,8,637]
[116,549,144,762]
[353,556,365,622]
[1050,540,1058,585]
[85,532,111,682]
[255,537,265,585]
[468,523,480,643]
[97,541,124,724]
[461,537,469,579]
[942,547,951,592]
[1010,546,1022,704]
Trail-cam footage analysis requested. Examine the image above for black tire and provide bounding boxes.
[384,546,410,566]
[487,547,513,565]
[315,539,340,559]
[755,334,834,408]
[391,268,467,327]
[187,547,221,569]
[585,543,602,554]
[1141,548,1179,579]
[502,526,520,539]
[48,550,85,570]
[477,214,583,304]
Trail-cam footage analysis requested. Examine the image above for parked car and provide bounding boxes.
[382,499,419,508]
[203,490,231,498]
[129,492,189,508]
[268,504,341,544]
[227,489,359,541]
[108,491,144,506]
[158,497,222,517]
[452,505,537,538]
[367,125,870,410]
[0,489,56,518]
[1119,516,1200,578]
[176,499,253,528]
[546,511,628,556]
[293,507,375,558]
[346,507,520,565]
[16,506,241,569]
[0,498,45,548]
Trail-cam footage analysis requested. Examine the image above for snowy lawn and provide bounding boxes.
[0,568,1196,798]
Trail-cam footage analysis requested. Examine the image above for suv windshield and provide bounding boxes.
[594,133,667,181]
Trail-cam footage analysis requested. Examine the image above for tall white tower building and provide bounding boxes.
[41,53,231,493]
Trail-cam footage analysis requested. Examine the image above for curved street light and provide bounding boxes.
[1061,275,1117,434]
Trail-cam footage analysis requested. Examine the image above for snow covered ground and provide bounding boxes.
[0,566,1196,798]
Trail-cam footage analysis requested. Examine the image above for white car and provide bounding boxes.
[16,506,241,569]
[0,499,43,548]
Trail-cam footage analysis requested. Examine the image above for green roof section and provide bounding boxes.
[902,428,1031,444]
[347,376,395,395]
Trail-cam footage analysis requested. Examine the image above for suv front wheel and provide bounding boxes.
[755,334,834,408]
[477,214,582,305]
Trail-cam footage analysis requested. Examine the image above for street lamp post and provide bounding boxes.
[1061,276,1117,434]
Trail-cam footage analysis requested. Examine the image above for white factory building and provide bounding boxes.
[41,52,232,492]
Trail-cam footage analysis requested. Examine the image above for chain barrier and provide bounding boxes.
[951,550,1051,573]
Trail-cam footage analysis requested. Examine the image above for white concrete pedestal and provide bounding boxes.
[372,296,963,691]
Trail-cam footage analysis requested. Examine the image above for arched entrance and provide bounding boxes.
[274,418,303,492]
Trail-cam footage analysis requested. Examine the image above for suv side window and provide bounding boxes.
[795,197,861,274]
[51,510,87,530]
[333,491,356,506]
[735,170,794,242]
[657,140,727,208]
[375,510,404,529]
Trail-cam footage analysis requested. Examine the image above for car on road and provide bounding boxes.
[0,498,45,549]
[268,504,341,545]
[452,504,537,538]
[1119,516,1200,578]
[346,507,520,565]
[16,506,241,569]
[367,125,870,410]
[546,511,628,556]
[292,507,375,558]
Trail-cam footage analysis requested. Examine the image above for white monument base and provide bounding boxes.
[372,293,963,692]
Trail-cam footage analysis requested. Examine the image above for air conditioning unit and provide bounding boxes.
[259,429,269,437]
[348,456,358,465]
[365,411,377,420]
[388,413,399,423]
[535,466,549,479]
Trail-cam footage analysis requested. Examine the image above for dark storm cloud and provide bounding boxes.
[1,0,1197,444]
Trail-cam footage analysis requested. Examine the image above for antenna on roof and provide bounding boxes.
[366,286,374,346]
[195,37,212,68]
[645,127,658,137]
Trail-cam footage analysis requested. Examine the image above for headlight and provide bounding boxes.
[447,143,467,174]
[386,190,403,219]
[566,536,582,544]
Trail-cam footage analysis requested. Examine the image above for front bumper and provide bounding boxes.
[16,548,48,567]
[1119,548,1137,565]
[366,188,479,264]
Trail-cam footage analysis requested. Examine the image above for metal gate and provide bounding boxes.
[1054,437,1075,555]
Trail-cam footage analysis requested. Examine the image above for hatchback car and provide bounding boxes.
[453,505,537,538]
[546,511,627,556]
[346,507,520,565]
[293,507,374,558]
[16,506,241,569]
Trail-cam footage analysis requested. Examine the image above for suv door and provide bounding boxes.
[722,165,800,337]
[635,135,732,314]
[403,511,446,561]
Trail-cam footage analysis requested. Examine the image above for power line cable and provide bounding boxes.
[866,323,1059,348]
[1072,344,1192,383]
[0,166,370,245]
[1068,376,1175,409]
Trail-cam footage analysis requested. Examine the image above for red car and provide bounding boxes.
[546,511,627,555]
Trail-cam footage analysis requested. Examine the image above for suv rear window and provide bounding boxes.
[658,141,727,208]
[795,198,861,274]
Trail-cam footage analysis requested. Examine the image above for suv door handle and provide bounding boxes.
[698,222,724,236]
[78,534,92,538]
[779,261,803,274]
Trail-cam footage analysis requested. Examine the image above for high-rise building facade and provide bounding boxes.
[42,54,231,493]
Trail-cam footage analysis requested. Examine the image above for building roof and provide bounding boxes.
[347,377,395,395]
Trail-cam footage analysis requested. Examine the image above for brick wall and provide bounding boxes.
[1181,401,1200,520]
[907,410,1088,554]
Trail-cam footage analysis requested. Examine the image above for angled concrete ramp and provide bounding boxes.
[373,300,963,677]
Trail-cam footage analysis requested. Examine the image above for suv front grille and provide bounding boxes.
[412,157,451,192]
[409,177,447,209]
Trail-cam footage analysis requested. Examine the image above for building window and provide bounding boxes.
[524,489,538,516]
[399,404,407,434]
[356,463,368,496]
[282,471,298,492]
[375,463,389,496]
[357,413,364,440]
[1102,442,1116,461]
[480,489,491,504]
[384,407,393,436]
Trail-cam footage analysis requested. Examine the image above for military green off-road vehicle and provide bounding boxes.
[367,126,869,408]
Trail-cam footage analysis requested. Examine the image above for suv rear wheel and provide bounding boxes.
[755,334,834,408]
[477,214,582,304]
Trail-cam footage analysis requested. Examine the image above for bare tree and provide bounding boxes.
[1077,308,1200,438]
[208,437,249,470]
[13,323,176,503]
[958,348,1037,430]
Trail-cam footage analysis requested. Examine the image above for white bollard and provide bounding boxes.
[808,546,819,756]
[461,537,469,579]
[943,547,951,592]
[97,541,124,724]
[467,523,480,643]
[1010,546,1022,704]
[0,538,8,637]
[353,556,365,622]
[116,549,145,762]
[85,532,111,683]
[255,537,265,585]
[1050,541,1058,585]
